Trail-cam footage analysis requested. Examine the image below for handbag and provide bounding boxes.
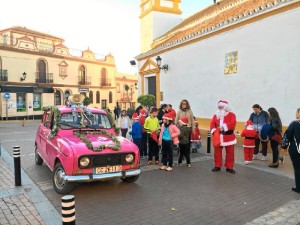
[212,128,221,148]
[272,133,282,144]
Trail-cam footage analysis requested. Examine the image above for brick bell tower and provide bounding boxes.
[140,0,182,54]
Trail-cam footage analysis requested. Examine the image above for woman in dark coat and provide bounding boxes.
[267,107,282,168]
[282,108,300,193]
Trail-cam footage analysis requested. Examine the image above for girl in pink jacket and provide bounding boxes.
[158,112,180,171]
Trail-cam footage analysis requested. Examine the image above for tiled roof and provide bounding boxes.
[138,0,297,58]
[2,26,63,41]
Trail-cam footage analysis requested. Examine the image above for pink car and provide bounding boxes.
[35,105,141,194]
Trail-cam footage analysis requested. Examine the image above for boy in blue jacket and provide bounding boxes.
[129,113,142,158]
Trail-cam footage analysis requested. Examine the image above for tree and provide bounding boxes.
[124,84,129,97]
[83,97,90,106]
[137,94,156,108]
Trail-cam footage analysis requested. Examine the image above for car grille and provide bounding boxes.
[90,153,134,167]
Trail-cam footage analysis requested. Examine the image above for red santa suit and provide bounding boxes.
[210,100,237,170]
[240,120,258,163]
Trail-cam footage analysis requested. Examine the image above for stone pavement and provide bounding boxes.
[1,126,300,224]
[0,146,60,225]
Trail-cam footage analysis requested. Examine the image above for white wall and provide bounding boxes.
[159,7,300,126]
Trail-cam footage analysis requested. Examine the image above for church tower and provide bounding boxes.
[140,0,182,54]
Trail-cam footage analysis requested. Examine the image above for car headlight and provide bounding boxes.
[125,154,134,163]
[79,157,90,167]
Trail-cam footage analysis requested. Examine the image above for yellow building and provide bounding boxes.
[0,26,137,120]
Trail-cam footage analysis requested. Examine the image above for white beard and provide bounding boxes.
[215,109,226,119]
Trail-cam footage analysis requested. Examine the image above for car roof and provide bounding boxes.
[55,105,107,114]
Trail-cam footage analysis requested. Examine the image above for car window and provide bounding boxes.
[59,112,112,129]
[44,111,53,129]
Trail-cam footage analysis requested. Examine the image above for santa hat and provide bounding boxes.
[140,109,147,116]
[179,117,188,125]
[162,113,173,121]
[218,100,229,107]
[132,113,139,120]
[245,120,253,129]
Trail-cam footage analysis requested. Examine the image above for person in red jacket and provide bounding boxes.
[240,120,258,164]
[210,100,237,174]
[191,121,201,153]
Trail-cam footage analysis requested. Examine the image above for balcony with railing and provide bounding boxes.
[78,76,91,85]
[100,78,112,87]
[0,70,8,81]
[35,73,53,83]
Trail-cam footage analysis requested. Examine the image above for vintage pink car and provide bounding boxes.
[35,105,141,194]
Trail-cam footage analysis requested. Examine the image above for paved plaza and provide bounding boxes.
[0,120,300,225]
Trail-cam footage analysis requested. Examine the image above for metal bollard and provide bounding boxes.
[13,146,22,186]
[62,195,76,225]
[207,131,211,153]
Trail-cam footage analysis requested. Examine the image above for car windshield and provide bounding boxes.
[59,112,112,129]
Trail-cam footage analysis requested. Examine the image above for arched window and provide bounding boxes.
[96,91,100,103]
[79,65,86,85]
[101,68,107,86]
[89,91,93,104]
[37,59,47,83]
[55,90,62,105]
[64,90,71,105]
[116,83,120,93]
[109,91,113,103]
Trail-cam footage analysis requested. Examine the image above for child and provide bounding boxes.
[138,109,148,159]
[144,107,160,165]
[240,120,258,164]
[178,117,192,167]
[129,113,142,158]
[158,113,180,171]
[191,121,201,153]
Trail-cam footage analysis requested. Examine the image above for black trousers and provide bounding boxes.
[254,138,268,156]
[178,143,191,164]
[289,147,300,190]
[147,134,159,161]
[270,139,279,163]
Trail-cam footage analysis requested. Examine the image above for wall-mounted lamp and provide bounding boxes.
[130,60,136,66]
[20,72,27,81]
[134,83,138,90]
[155,56,168,72]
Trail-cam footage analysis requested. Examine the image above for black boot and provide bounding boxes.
[226,168,236,174]
[211,167,221,172]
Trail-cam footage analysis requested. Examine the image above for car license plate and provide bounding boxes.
[94,165,122,174]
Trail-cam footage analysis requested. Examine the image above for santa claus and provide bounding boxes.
[210,100,237,174]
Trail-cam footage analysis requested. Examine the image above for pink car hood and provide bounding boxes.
[58,131,136,155]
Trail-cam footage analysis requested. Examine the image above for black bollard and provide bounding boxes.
[207,131,211,153]
[62,195,76,225]
[13,146,22,186]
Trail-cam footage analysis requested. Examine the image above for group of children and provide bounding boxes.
[128,107,201,171]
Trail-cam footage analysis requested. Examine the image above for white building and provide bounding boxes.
[136,0,300,127]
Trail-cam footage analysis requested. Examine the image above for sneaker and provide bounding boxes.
[155,160,160,165]
[166,166,173,171]
[252,154,257,160]
[268,162,279,168]
[178,163,182,167]
[160,165,167,170]
[292,187,300,193]
[261,156,267,161]
[247,161,252,164]
[187,164,191,168]
[148,160,152,165]
[244,161,249,165]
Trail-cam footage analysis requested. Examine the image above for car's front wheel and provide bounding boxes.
[35,146,43,165]
[121,175,139,183]
[53,163,74,194]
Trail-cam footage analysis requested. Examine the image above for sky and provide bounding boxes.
[0,0,213,74]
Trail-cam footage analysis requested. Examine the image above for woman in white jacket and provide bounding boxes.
[117,110,131,138]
